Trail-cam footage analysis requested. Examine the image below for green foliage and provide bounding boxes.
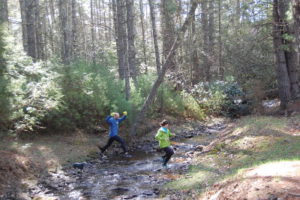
[224,20,276,92]
[157,83,206,120]
[0,24,10,129]
[190,78,251,117]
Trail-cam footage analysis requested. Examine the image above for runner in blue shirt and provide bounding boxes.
[99,111,128,154]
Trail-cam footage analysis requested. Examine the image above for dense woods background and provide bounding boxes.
[0,0,299,135]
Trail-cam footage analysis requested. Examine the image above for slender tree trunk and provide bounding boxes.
[112,0,121,70]
[35,0,44,60]
[149,0,161,74]
[218,0,224,79]
[71,0,77,59]
[90,0,96,64]
[161,0,177,71]
[131,0,198,135]
[273,0,292,108]
[139,0,147,67]
[25,0,38,61]
[208,0,215,79]
[126,0,138,87]
[102,0,108,42]
[45,0,54,55]
[49,0,57,55]
[291,0,300,98]
[79,5,87,60]
[59,0,71,64]
[285,37,300,99]
[42,3,48,60]
[191,13,201,84]
[0,0,8,24]
[236,0,241,25]
[108,0,113,42]
[113,0,125,80]
[19,0,28,53]
[116,0,130,99]
[202,0,210,81]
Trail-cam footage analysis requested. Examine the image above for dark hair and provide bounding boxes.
[160,120,169,126]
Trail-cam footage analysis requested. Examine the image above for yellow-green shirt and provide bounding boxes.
[155,127,175,148]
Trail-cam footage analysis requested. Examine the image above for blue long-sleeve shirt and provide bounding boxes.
[105,115,127,137]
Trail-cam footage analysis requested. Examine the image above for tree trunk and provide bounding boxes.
[71,0,78,59]
[0,0,8,24]
[112,0,122,72]
[130,0,198,135]
[25,0,38,61]
[35,0,44,60]
[161,0,177,71]
[236,0,241,25]
[291,0,300,98]
[19,0,28,53]
[273,0,292,108]
[59,0,71,64]
[149,0,161,74]
[45,0,54,55]
[191,13,201,84]
[218,0,224,79]
[90,0,96,64]
[202,0,210,81]
[139,0,147,67]
[126,0,138,87]
[116,0,130,99]
[208,0,215,78]
[115,0,127,80]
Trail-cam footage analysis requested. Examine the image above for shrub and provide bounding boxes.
[190,78,251,117]
[0,24,10,130]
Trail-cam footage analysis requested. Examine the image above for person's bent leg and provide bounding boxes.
[114,135,127,153]
[163,147,174,165]
[101,137,115,152]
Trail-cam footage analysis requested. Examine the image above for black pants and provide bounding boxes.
[102,135,127,153]
[162,147,174,165]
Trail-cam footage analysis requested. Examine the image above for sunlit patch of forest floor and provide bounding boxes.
[164,114,300,200]
[0,131,101,198]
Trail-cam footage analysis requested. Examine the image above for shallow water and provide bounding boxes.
[29,123,225,200]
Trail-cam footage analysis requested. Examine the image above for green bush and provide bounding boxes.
[190,78,251,117]
[0,24,10,130]
[2,46,208,135]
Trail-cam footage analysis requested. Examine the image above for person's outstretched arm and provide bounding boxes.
[118,111,127,123]
[169,130,176,137]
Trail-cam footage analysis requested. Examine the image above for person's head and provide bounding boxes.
[160,119,169,127]
[113,112,120,119]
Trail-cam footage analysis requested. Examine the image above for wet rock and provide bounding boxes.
[195,145,204,152]
[72,162,87,170]
[142,191,154,196]
[268,194,278,200]
[124,194,138,199]
[153,188,160,195]
[111,187,130,195]
[184,134,194,138]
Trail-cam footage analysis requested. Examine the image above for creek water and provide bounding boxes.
[29,123,225,200]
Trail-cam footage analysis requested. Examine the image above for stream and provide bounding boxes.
[27,122,226,200]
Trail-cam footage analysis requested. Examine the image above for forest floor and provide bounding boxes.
[165,114,300,200]
[0,114,300,199]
